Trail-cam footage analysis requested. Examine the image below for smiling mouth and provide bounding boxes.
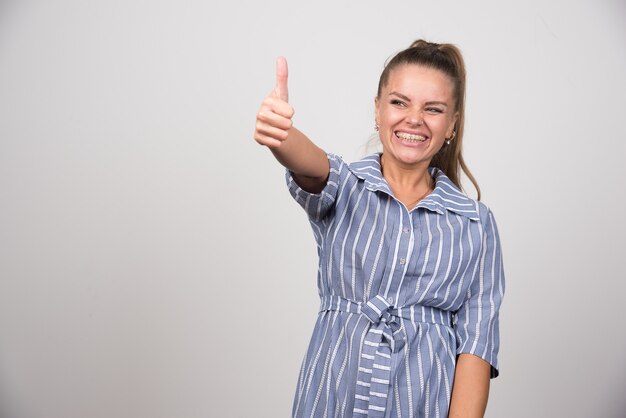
[396,131,427,143]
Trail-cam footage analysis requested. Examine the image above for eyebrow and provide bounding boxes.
[389,91,449,107]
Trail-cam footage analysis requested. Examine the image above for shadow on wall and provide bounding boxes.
[0,0,20,35]
[0,0,17,14]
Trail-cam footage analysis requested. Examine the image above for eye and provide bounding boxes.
[426,107,444,114]
[390,99,406,107]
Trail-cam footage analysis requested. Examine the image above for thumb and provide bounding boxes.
[275,56,289,102]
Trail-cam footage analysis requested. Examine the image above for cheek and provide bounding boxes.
[381,109,402,125]
[436,118,454,135]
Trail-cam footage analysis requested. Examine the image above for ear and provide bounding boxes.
[447,111,459,137]
[374,96,380,126]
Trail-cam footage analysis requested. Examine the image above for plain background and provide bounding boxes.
[1,0,625,417]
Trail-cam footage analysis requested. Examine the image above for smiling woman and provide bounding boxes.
[254,39,505,418]
[375,65,459,208]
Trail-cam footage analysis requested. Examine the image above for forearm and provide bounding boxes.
[448,354,491,418]
[270,126,329,193]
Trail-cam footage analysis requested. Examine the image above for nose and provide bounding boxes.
[406,108,423,126]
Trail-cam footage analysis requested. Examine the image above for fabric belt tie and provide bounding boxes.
[319,295,453,418]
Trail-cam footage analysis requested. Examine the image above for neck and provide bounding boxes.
[380,153,432,189]
[380,154,434,208]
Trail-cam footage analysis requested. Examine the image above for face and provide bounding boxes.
[375,64,458,170]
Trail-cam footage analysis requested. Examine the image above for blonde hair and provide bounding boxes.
[377,39,481,200]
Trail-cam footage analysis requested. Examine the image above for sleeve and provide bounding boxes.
[454,206,505,378]
[285,153,344,222]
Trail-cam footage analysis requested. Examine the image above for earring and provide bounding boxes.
[445,130,456,145]
[375,123,379,131]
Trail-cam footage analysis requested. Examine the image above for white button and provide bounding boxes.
[387,296,394,305]
[403,227,409,233]
[399,258,406,265]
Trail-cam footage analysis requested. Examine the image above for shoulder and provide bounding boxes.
[426,168,480,220]
[325,153,388,191]
[426,168,500,229]
[347,153,380,171]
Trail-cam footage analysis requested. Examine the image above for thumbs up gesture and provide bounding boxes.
[254,57,295,148]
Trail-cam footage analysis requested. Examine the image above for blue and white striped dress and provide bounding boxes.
[286,153,505,418]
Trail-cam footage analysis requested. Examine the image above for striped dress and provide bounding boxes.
[287,153,505,418]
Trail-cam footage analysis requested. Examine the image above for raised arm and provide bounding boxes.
[254,57,329,193]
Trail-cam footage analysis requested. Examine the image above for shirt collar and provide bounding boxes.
[348,154,480,220]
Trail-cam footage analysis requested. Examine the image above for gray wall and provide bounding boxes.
[1,0,625,417]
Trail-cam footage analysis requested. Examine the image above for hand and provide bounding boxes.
[254,57,295,148]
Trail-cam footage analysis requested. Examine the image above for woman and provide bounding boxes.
[254,40,504,418]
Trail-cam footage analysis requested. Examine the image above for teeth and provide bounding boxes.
[396,132,426,142]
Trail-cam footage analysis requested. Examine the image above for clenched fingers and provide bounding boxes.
[254,98,294,147]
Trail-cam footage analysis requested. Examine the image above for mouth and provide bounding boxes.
[395,131,427,143]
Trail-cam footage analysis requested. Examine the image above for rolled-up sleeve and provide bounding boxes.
[454,206,505,378]
[285,153,343,221]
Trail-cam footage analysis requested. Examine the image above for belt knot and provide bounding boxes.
[361,295,394,325]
